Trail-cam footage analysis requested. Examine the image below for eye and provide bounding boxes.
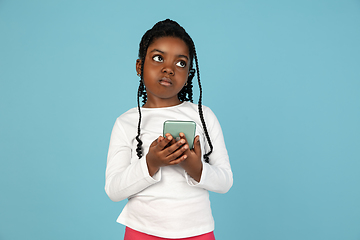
[153,55,163,62]
[176,60,186,68]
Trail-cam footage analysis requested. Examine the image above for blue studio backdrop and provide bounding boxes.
[1,0,359,239]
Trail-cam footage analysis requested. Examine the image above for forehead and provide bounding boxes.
[147,37,189,56]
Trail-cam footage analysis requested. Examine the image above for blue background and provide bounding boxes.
[1,0,359,239]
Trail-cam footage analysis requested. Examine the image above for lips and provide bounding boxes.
[159,77,172,86]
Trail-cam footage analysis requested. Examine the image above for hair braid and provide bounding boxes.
[139,80,147,105]
[186,77,193,102]
[193,48,213,163]
[135,36,152,158]
[135,79,143,158]
[178,69,195,102]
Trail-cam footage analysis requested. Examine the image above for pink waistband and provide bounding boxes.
[124,227,215,240]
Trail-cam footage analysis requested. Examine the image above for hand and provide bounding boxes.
[178,133,203,182]
[146,134,188,176]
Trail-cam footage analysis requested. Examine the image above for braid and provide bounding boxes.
[135,39,150,158]
[186,78,193,102]
[139,80,147,105]
[193,48,213,163]
[135,79,143,158]
[178,69,195,102]
[139,55,147,105]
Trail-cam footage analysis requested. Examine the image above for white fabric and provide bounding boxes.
[105,102,233,238]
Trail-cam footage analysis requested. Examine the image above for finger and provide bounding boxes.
[157,134,173,150]
[179,132,188,143]
[168,154,187,165]
[179,133,188,145]
[158,136,164,143]
[165,133,176,145]
[179,132,191,151]
[163,138,186,157]
[150,138,159,148]
[167,142,188,161]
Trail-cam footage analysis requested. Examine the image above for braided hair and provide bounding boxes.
[136,19,213,163]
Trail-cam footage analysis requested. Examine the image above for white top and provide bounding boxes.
[105,102,233,238]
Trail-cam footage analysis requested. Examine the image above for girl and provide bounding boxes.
[105,19,233,239]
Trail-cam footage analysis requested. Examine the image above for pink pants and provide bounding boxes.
[124,227,216,240]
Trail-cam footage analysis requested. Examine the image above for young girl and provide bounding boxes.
[105,19,233,240]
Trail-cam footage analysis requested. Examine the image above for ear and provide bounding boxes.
[136,59,142,76]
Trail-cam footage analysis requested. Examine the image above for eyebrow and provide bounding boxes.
[150,49,189,60]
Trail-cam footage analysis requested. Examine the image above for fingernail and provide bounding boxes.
[183,145,188,150]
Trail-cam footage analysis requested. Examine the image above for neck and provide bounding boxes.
[143,98,182,108]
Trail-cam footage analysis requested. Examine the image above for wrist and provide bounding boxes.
[182,160,203,182]
[146,155,160,177]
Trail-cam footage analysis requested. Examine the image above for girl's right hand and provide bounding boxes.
[146,134,188,176]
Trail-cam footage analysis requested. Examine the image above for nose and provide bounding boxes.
[161,64,174,75]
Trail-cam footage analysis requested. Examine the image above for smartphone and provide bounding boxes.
[163,120,196,149]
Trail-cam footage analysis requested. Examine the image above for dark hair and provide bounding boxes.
[136,19,213,163]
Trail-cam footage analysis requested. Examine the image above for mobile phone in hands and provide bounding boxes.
[163,120,196,149]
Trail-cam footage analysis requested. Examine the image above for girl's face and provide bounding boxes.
[136,36,190,108]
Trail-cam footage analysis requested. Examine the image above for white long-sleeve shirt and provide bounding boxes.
[105,102,233,238]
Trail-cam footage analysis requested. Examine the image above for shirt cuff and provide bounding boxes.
[184,162,207,186]
[140,156,161,183]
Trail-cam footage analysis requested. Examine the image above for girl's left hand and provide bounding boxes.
[178,133,203,182]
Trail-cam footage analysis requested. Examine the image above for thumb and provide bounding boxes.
[193,135,201,156]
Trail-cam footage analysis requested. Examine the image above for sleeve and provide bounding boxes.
[104,119,161,202]
[185,107,233,193]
